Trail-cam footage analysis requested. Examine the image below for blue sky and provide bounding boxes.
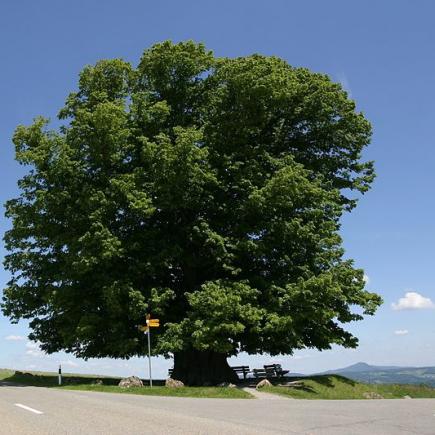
[1,0,434,378]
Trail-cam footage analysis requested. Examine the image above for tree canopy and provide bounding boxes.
[2,41,382,384]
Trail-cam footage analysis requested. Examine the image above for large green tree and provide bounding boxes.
[3,41,381,385]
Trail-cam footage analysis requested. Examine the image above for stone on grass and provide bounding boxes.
[403,395,412,399]
[256,379,272,389]
[363,391,384,399]
[217,382,236,388]
[280,380,303,388]
[165,378,184,388]
[118,376,143,388]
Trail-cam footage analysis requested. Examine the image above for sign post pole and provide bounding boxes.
[147,320,152,388]
[139,315,159,388]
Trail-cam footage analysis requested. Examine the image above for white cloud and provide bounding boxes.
[292,354,311,360]
[26,342,39,349]
[5,335,26,341]
[394,329,409,336]
[60,360,79,368]
[392,291,435,310]
[363,274,370,285]
[26,350,42,357]
[26,341,44,357]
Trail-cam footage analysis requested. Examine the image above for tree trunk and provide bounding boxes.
[172,350,239,386]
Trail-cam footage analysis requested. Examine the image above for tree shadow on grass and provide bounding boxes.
[0,371,120,388]
[308,375,356,388]
[291,384,317,394]
[0,371,167,388]
[272,376,317,394]
[273,374,356,395]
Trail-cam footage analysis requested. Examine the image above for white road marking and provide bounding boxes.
[14,403,44,415]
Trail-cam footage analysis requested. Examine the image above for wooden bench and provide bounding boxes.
[253,368,267,378]
[231,365,250,380]
[264,364,289,378]
[253,364,289,379]
[253,366,275,378]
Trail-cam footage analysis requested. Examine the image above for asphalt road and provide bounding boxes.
[0,384,434,434]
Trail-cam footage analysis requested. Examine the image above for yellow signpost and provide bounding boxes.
[139,314,160,387]
[148,319,160,327]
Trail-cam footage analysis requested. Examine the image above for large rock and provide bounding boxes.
[165,378,184,388]
[256,379,272,389]
[118,376,143,388]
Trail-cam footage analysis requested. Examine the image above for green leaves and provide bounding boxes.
[138,40,214,128]
[161,281,264,354]
[204,55,374,209]
[59,59,133,119]
[2,41,381,360]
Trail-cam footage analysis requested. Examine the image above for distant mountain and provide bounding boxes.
[316,362,435,387]
[320,362,410,374]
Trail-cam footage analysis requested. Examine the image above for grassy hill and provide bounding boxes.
[319,363,435,387]
[265,375,435,399]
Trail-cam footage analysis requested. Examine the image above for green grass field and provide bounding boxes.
[61,384,252,398]
[3,369,435,400]
[264,375,435,399]
[0,369,252,399]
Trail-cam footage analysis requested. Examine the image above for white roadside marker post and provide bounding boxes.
[58,364,62,386]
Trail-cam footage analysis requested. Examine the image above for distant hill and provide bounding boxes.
[316,362,435,387]
[321,362,410,374]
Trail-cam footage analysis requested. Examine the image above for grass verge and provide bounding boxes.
[63,384,251,398]
[263,375,435,399]
[0,369,252,399]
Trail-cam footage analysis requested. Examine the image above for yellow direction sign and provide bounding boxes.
[147,319,160,328]
[138,325,149,332]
